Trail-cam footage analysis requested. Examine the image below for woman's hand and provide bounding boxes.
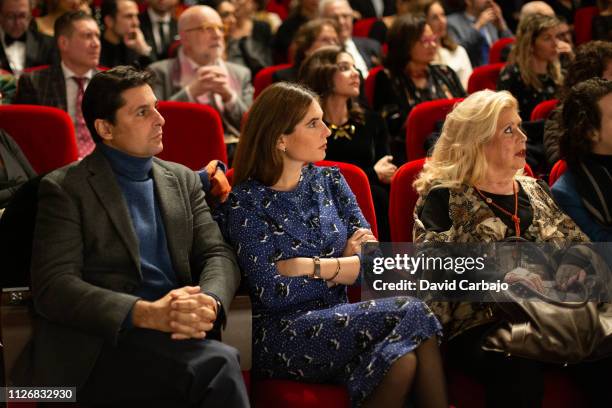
[343,228,377,257]
[504,267,545,293]
[556,264,587,291]
[374,155,397,184]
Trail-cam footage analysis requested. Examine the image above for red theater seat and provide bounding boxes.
[0,105,78,173]
[574,6,600,45]
[389,158,426,242]
[253,63,292,99]
[405,98,464,161]
[353,17,378,38]
[549,160,567,186]
[530,99,558,122]
[364,66,383,107]
[156,101,227,169]
[467,63,505,94]
[488,37,515,64]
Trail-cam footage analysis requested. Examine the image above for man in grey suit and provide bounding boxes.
[148,5,253,143]
[447,0,512,67]
[15,66,248,407]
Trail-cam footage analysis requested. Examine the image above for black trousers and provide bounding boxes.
[447,324,612,408]
[78,328,250,408]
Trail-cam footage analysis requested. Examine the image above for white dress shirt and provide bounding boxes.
[61,62,95,125]
[344,38,370,78]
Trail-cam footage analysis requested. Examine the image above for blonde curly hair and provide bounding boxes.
[414,90,519,195]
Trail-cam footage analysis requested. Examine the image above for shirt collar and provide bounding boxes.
[147,8,171,24]
[178,48,224,71]
[61,61,95,81]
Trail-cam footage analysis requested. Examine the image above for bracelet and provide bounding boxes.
[326,258,341,281]
[312,256,322,279]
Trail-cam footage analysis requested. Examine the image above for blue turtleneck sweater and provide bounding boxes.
[100,144,178,302]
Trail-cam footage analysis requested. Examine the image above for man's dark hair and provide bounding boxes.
[82,66,155,143]
[54,10,96,41]
[562,41,612,99]
[101,0,133,20]
[560,78,612,168]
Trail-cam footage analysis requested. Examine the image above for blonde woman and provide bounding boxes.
[412,89,612,407]
[496,13,563,121]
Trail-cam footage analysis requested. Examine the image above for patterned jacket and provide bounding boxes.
[413,176,589,340]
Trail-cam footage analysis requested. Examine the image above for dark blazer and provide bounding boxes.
[13,149,240,387]
[349,0,395,18]
[139,11,178,60]
[14,64,100,114]
[0,28,57,73]
[353,37,381,70]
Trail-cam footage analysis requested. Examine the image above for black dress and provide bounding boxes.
[323,110,392,241]
[373,64,466,162]
[496,63,558,122]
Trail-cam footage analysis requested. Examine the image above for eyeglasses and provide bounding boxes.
[419,35,438,47]
[184,22,225,34]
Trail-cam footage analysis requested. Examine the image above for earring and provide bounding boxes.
[282,146,287,153]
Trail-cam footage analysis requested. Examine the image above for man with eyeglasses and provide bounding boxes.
[149,5,253,145]
[319,0,380,79]
[0,0,57,75]
[100,0,155,68]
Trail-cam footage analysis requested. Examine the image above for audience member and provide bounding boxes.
[544,40,612,165]
[100,0,155,68]
[373,14,465,162]
[35,0,82,37]
[139,0,179,60]
[446,0,512,67]
[0,0,57,75]
[252,0,282,34]
[367,0,412,44]
[217,0,272,77]
[593,0,612,41]
[553,78,612,241]
[549,0,580,24]
[409,0,472,88]
[497,14,563,121]
[0,129,35,211]
[149,5,253,143]
[272,18,339,83]
[299,46,394,240]
[519,0,555,20]
[217,81,447,408]
[272,0,319,63]
[319,0,381,78]
[15,11,100,159]
[12,66,248,407]
[413,89,612,408]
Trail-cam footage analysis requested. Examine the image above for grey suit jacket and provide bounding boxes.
[15,148,240,387]
[447,12,512,67]
[148,57,253,137]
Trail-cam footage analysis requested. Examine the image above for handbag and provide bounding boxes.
[481,237,612,365]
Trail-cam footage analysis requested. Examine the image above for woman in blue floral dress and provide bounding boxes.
[216,82,446,407]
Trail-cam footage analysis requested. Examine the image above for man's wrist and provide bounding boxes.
[131,299,153,329]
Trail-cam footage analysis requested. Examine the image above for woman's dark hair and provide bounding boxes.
[232,82,319,186]
[561,41,612,100]
[560,78,612,167]
[384,14,427,76]
[82,66,155,143]
[298,46,364,123]
[292,18,339,70]
[408,0,457,51]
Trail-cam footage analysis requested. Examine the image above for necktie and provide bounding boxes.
[72,77,95,159]
[157,21,169,55]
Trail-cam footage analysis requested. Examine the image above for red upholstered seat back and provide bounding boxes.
[352,17,378,38]
[156,101,227,169]
[549,160,567,186]
[530,99,559,121]
[467,62,505,94]
[0,105,78,174]
[389,158,426,242]
[489,37,515,64]
[405,98,464,161]
[364,65,384,107]
[574,6,600,45]
[253,64,292,99]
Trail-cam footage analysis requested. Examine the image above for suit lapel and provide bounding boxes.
[152,161,191,284]
[47,65,68,111]
[0,43,10,72]
[86,150,142,274]
[25,30,41,68]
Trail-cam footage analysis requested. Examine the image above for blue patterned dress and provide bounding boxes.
[217,165,441,406]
